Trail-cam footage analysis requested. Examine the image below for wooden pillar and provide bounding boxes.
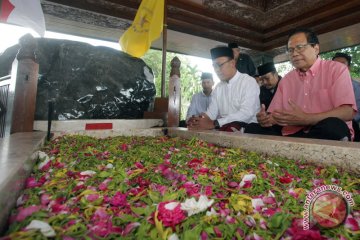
[167,57,181,127]
[10,34,39,134]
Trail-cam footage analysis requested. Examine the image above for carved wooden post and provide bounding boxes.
[10,34,39,134]
[168,57,181,127]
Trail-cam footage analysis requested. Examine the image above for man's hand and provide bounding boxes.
[187,113,215,130]
[272,99,314,126]
[256,104,274,127]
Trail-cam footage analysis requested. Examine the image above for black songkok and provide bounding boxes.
[257,62,276,76]
[210,46,234,60]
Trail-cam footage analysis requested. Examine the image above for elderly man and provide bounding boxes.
[246,28,357,141]
[188,46,260,131]
[228,43,256,76]
[185,72,214,123]
[257,62,281,110]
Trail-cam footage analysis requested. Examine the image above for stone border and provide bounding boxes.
[168,128,360,174]
[0,132,47,234]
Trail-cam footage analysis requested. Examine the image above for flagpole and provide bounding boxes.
[161,0,167,98]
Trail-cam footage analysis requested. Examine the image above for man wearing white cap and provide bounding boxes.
[185,72,214,123]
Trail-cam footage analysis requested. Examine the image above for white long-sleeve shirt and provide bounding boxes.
[186,91,212,121]
[206,71,260,127]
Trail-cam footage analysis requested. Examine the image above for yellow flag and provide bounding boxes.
[120,0,164,58]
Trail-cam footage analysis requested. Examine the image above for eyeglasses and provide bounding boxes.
[287,43,314,54]
[212,59,232,69]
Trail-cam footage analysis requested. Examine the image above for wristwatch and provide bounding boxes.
[213,120,220,129]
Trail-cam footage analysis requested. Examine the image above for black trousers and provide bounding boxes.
[352,120,360,142]
[244,117,351,141]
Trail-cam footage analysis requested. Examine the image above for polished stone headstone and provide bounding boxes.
[0,37,156,120]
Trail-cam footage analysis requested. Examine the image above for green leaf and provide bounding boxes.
[131,207,147,216]
[98,171,111,178]
[182,225,202,240]
[267,213,292,237]
[162,189,185,201]
[113,215,138,226]
[148,190,161,203]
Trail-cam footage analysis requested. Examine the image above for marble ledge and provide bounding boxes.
[0,131,47,234]
[168,128,360,175]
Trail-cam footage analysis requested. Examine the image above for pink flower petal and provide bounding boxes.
[86,194,100,202]
[213,226,222,237]
[227,181,239,188]
[122,222,140,236]
[157,201,186,227]
[262,196,276,204]
[200,231,208,240]
[344,215,360,231]
[40,194,51,206]
[15,205,41,222]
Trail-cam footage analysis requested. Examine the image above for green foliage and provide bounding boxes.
[275,62,293,77]
[142,49,202,120]
[320,45,360,78]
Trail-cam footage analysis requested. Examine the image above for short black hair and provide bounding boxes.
[287,28,319,46]
[201,72,213,80]
[332,52,351,66]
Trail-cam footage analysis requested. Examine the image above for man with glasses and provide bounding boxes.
[187,46,260,131]
[246,28,357,141]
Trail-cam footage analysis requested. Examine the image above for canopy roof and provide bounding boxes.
[43,0,360,62]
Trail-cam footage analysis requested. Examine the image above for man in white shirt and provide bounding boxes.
[186,72,214,123]
[188,46,260,131]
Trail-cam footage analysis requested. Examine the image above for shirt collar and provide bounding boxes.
[201,90,212,97]
[226,71,241,85]
[296,57,321,77]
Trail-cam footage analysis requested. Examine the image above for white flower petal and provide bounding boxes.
[16,195,26,207]
[106,163,114,169]
[251,198,264,209]
[37,151,51,170]
[240,174,256,187]
[168,233,179,240]
[80,170,96,176]
[164,202,179,210]
[25,220,56,237]
[253,232,263,240]
[206,208,218,216]
[268,190,275,198]
[181,195,214,216]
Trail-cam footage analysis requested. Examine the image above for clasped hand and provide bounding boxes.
[257,100,311,127]
[187,113,214,130]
